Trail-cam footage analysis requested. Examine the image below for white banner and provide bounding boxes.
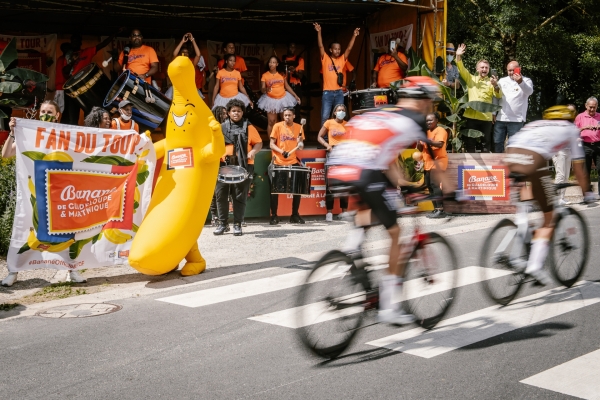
[0,34,57,91]
[7,119,156,272]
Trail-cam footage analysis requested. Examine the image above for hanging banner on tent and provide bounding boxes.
[7,119,156,272]
[0,34,57,90]
[206,41,273,72]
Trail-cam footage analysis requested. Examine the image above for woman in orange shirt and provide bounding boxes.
[212,54,253,110]
[317,104,349,222]
[258,56,301,135]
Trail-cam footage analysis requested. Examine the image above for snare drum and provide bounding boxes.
[270,165,311,195]
[103,70,171,130]
[217,165,249,184]
[350,88,395,111]
[64,63,112,113]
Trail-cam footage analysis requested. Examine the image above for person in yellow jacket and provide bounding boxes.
[455,43,502,153]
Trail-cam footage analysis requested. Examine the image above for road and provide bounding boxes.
[1,206,600,399]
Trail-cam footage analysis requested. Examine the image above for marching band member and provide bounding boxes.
[116,29,159,84]
[317,104,349,222]
[110,100,140,133]
[212,54,253,110]
[258,56,301,135]
[269,108,305,225]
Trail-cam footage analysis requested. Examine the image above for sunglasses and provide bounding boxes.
[131,34,143,38]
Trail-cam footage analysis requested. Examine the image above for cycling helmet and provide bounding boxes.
[396,76,442,100]
[542,105,576,121]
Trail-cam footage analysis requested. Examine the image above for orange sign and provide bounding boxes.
[46,171,128,234]
[462,169,506,197]
[374,95,388,106]
[167,147,194,169]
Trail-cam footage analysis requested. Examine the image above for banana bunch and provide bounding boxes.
[103,228,133,245]
[26,228,74,253]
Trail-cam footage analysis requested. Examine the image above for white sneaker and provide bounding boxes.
[1,272,18,287]
[378,309,416,325]
[337,212,351,220]
[67,271,87,283]
[528,268,552,286]
[325,212,333,222]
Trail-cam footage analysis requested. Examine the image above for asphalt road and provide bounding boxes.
[1,206,600,400]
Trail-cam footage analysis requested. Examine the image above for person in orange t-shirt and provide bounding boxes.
[269,108,306,224]
[110,100,140,133]
[212,54,253,110]
[284,43,305,88]
[216,42,248,84]
[418,112,448,219]
[213,99,263,236]
[258,56,301,135]
[116,29,159,84]
[317,104,349,221]
[372,42,408,88]
[314,22,360,128]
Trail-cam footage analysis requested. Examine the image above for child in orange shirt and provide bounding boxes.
[212,54,253,110]
[258,56,301,135]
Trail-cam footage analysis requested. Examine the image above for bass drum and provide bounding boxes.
[270,165,311,195]
[350,88,395,113]
[64,63,112,114]
[103,70,171,130]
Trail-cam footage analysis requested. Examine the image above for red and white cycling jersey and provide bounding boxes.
[326,110,426,171]
[506,120,584,160]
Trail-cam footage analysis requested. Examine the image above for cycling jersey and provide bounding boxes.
[506,120,584,161]
[326,109,426,170]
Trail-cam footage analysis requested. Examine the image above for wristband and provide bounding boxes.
[8,134,15,140]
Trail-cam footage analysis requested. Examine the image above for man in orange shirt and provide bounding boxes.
[116,29,159,84]
[314,23,360,128]
[372,42,408,88]
[110,100,140,133]
[418,112,448,219]
[269,108,305,225]
[214,99,262,236]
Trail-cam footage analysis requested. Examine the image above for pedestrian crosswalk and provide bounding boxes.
[156,266,600,399]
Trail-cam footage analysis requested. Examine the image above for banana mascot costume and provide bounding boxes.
[128,56,225,276]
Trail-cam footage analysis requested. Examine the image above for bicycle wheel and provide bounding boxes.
[295,250,369,359]
[403,232,458,330]
[479,219,526,306]
[548,207,589,287]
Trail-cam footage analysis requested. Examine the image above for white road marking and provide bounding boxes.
[366,281,600,358]
[248,266,511,328]
[521,348,600,399]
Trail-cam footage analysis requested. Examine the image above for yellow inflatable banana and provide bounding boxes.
[128,56,225,276]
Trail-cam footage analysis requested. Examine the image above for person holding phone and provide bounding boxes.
[494,60,534,153]
[371,39,409,89]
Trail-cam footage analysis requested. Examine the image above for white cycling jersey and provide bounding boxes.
[506,120,584,160]
[326,110,426,170]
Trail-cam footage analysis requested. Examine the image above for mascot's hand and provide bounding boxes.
[208,116,221,133]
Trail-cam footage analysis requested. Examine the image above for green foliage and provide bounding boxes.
[0,158,16,256]
[398,155,423,183]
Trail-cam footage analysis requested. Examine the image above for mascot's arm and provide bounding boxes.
[198,116,225,162]
[153,139,166,160]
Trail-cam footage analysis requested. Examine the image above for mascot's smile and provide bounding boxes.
[172,112,187,127]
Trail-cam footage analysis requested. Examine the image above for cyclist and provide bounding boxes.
[504,105,598,285]
[326,76,448,325]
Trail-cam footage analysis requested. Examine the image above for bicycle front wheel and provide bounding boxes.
[479,219,526,306]
[403,232,458,330]
[295,250,368,359]
[549,207,589,287]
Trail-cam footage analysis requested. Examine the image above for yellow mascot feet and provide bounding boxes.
[180,243,206,276]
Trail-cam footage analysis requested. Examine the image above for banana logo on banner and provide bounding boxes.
[7,121,156,272]
[128,56,225,276]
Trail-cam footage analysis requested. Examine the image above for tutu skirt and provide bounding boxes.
[257,92,298,114]
[212,93,250,110]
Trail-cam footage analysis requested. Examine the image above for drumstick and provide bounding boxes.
[102,57,112,68]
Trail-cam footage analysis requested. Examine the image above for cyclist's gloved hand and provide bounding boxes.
[584,191,599,204]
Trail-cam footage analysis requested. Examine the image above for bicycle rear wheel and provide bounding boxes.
[403,232,458,330]
[479,219,526,306]
[295,250,369,359]
[549,207,589,287]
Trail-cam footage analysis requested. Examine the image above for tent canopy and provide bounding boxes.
[0,0,434,42]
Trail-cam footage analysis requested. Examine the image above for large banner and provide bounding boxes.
[458,165,510,201]
[369,24,413,69]
[7,119,156,272]
[0,34,57,91]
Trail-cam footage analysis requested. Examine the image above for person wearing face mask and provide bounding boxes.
[2,100,87,286]
[110,100,140,133]
[455,43,502,153]
[84,106,111,129]
[314,22,360,129]
[318,104,349,222]
[442,43,460,89]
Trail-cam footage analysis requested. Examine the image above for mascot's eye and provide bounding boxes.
[185,103,196,107]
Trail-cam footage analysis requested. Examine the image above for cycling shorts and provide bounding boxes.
[328,167,398,229]
[505,148,554,213]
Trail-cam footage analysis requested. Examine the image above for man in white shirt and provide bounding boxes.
[494,61,534,153]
